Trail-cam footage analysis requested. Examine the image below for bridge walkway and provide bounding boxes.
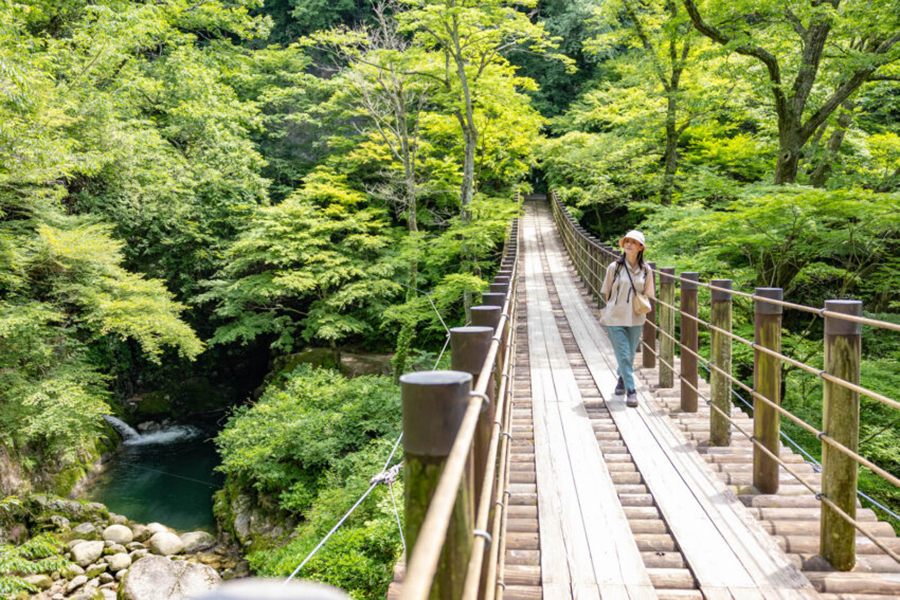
[502,200,900,600]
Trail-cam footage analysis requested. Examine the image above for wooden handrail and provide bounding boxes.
[401,205,521,600]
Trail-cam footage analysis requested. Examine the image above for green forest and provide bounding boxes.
[1,0,898,597]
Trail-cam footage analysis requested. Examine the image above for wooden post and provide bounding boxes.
[470,306,502,330]
[642,262,657,369]
[709,279,733,446]
[820,299,862,571]
[450,326,494,511]
[659,267,676,389]
[400,371,474,600]
[753,287,783,494]
[482,292,505,308]
[489,282,508,295]
[680,272,699,412]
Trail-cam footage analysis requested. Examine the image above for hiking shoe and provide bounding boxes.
[626,389,638,407]
[614,376,625,395]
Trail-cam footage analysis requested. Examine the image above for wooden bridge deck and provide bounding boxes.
[503,200,900,600]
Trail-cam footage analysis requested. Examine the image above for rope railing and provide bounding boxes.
[549,190,900,572]
[399,197,522,600]
[553,198,900,333]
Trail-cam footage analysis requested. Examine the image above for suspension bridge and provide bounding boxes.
[387,195,900,600]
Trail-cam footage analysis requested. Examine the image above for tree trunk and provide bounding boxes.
[661,95,679,205]
[458,119,477,222]
[810,102,854,188]
[774,125,803,184]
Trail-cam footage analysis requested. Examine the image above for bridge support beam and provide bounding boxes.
[658,267,676,388]
[709,280,733,446]
[753,288,783,494]
[680,272,699,412]
[401,371,475,600]
[820,299,862,571]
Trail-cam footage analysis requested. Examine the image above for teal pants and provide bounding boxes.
[607,325,643,391]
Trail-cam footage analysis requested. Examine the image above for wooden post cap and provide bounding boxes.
[482,292,505,307]
[194,580,351,599]
[659,267,676,283]
[754,288,783,314]
[401,371,472,457]
[824,300,862,336]
[450,326,494,376]
[493,275,510,285]
[489,282,509,295]
[711,279,732,302]
[681,272,699,290]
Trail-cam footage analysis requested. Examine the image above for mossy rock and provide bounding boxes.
[253,349,339,398]
[273,349,338,375]
[128,377,235,420]
[130,390,173,420]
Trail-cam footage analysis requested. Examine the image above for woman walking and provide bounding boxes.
[600,230,655,407]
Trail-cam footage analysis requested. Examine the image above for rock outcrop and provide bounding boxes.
[119,555,221,600]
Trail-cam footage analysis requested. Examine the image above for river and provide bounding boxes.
[84,419,224,532]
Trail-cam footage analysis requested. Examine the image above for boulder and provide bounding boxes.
[179,531,215,553]
[107,552,132,572]
[131,524,151,543]
[63,564,85,579]
[120,555,221,600]
[231,495,253,545]
[103,524,133,545]
[100,572,115,584]
[106,543,127,554]
[73,522,97,537]
[66,574,88,593]
[72,541,104,567]
[50,515,70,531]
[86,563,107,578]
[23,574,52,590]
[109,513,128,525]
[146,523,171,536]
[130,549,150,561]
[126,542,146,551]
[149,532,184,556]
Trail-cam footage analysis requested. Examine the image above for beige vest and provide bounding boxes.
[600,260,654,327]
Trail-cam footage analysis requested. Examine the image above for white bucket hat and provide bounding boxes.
[618,230,646,249]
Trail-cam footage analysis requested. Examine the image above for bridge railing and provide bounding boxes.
[550,190,900,572]
[397,199,521,600]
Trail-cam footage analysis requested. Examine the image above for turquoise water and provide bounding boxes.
[84,424,224,532]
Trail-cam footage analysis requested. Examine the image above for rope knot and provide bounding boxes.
[370,462,403,486]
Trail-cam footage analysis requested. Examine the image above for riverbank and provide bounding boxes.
[5,494,248,600]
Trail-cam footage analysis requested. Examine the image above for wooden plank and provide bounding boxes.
[534,203,820,600]
[523,210,574,596]
[531,206,655,597]
[527,215,599,594]
[523,204,657,600]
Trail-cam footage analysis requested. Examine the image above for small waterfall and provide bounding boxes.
[103,415,141,442]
